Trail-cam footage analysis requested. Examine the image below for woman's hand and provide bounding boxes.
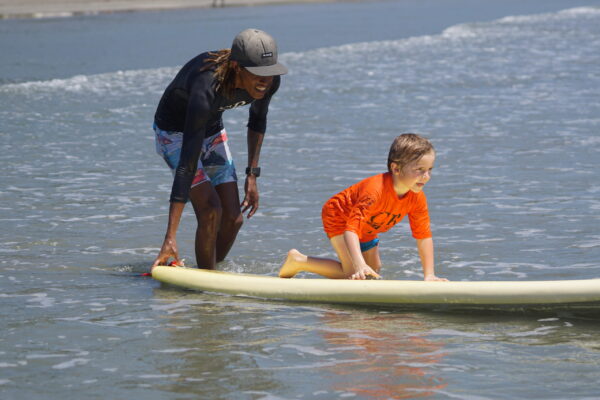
[152,237,182,270]
[241,176,259,218]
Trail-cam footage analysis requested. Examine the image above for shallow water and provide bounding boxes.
[1,1,600,399]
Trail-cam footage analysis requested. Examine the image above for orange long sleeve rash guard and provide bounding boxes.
[321,172,432,242]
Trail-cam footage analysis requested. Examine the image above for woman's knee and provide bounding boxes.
[214,182,243,231]
[221,208,243,231]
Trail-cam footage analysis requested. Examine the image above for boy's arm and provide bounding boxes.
[343,231,381,280]
[416,238,447,281]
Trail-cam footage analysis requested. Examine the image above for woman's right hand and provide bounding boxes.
[152,237,182,269]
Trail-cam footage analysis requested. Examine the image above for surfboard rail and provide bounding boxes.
[151,266,600,307]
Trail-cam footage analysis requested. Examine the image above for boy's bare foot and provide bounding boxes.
[278,249,304,278]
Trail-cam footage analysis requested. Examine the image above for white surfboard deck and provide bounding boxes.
[152,266,600,308]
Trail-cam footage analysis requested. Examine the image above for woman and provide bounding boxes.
[152,29,287,269]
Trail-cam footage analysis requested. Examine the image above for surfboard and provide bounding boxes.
[151,266,600,308]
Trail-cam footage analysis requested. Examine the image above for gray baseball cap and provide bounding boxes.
[230,29,288,76]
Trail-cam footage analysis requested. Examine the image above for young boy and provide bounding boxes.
[279,133,447,281]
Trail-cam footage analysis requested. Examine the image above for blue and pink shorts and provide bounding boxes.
[154,123,237,188]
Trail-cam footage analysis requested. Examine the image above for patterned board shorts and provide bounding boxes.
[154,123,237,188]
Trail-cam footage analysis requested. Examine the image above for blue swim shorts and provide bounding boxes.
[154,123,237,187]
[360,238,380,253]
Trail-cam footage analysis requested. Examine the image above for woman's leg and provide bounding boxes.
[185,126,241,267]
[214,181,243,262]
[189,181,222,269]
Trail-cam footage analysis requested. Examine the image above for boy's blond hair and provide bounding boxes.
[387,133,435,172]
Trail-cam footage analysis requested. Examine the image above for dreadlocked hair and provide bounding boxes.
[201,49,237,99]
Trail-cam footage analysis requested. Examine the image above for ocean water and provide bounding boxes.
[1,2,600,399]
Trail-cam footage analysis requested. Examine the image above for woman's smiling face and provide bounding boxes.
[237,66,274,99]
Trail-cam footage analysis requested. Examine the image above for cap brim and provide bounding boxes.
[244,63,288,76]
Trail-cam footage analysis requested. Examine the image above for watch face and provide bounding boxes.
[246,167,260,177]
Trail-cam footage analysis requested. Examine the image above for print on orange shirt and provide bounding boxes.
[366,211,406,234]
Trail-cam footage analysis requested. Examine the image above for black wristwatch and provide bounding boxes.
[245,167,261,177]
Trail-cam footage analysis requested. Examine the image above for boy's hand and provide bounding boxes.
[424,274,449,282]
[350,265,381,280]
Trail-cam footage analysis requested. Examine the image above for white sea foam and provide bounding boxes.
[150,299,209,314]
[152,348,199,353]
[136,374,181,379]
[25,293,55,308]
[1,6,593,99]
[0,67,175,97]
[507,326,559,337]
[26,353,67,359]
[0,362,27,367]
[499,6,600,24]
[52,358,90,369]
[280,344,333,356]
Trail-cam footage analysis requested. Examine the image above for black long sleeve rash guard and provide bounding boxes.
[154,52,280,203]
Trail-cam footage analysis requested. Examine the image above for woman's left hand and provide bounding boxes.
[241,176,259,218]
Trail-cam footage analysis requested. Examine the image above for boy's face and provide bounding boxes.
[391,151,435,194]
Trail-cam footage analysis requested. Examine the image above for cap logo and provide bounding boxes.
[261,52,273,58]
